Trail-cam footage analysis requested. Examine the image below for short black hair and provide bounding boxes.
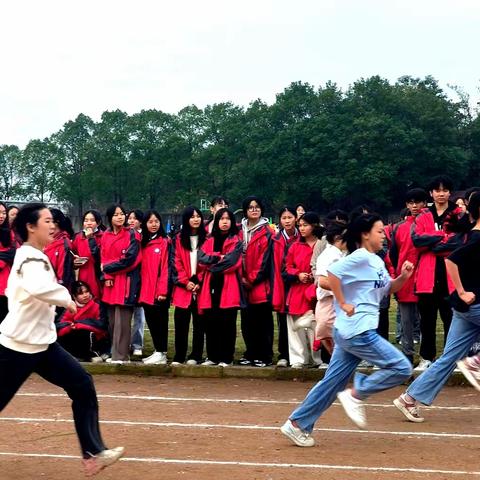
[428,175,453,192]
[465,187,480,204]
[325,221,347,244]
[405,188,428,203]
[298,211,324,239]
[106,204,126,229]
[277,206,297,220]
[141,210,167,246]
[468,192,480,221]
[13,203,48,242]
[82,209,103,227]
[210,196,229,208]
[325,209,349,224]
[128,209,144,223]
[71,280,92,297]
[242,196,265,217]
[50,208,74,239]
[211,208,239,236]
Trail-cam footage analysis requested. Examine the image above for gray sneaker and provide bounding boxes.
[280,419,315,447]
[83,446,125,476]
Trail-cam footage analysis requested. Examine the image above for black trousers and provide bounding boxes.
[57,330,109,361]
[241,302,274,363]
[204,307,237,364]
[377,307,390,340]
[417,290,453,361]
[0,342,105,457]
[277,313,289,361]
[143,302,169,353]
[0,295,8,324]
[173,298,205,362]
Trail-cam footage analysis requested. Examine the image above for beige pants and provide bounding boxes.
[287,312,323,366]
[315,296,336,340]
[108,305,134,361]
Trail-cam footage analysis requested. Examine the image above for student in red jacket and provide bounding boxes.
[170,206,207,365]
[72,210,104,300]
[239,196,274,367]
[56,281,109,362]
[138,210,170,365]
[101,204,142,363]
[272,206,298,367]
[0,202,15,323]
[389,188,427,364]
[44,208,75,292]
[198,208,243,366]
[412,176,462,370]
[284,212,324,368]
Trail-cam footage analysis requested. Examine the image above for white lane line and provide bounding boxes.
[1,416,479,439]
[16,392,480,411]
[0,451,478,475]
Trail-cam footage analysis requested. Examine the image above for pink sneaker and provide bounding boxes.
[82,446,125,476]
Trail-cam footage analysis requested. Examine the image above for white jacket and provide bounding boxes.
[0,245,72,353]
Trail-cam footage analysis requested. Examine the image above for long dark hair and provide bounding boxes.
[180,206,206,251]
[211,208,238,237]
[105,204,126,229]
[0,202,11,247]
[141,210,167,246]
[344,213,382,253]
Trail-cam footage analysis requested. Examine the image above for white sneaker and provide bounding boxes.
[171,361,183,366]
[106,359,127,365]
[132,349,143,356]
[201,359,217,366]
[414,359,432,371]
[218,362,232,367]
[457,358,480,392]
[90,356,103,363]
[337,389,367,429]
[277,359,288,368]
[280,419,315,447]
[83,446,125,476]
[290,363,303,369]
[186,359,198,366]
[143,351,167,365]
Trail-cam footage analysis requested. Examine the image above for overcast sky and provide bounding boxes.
[1,0,478,147]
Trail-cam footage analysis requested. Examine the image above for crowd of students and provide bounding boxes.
[0,176,479,380]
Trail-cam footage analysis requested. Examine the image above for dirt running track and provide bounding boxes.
[0,374,479,479]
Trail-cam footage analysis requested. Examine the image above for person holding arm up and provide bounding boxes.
[281,214,413,447]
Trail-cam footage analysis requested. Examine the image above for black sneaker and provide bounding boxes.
[239,357,252,365]
[253,359,272,367]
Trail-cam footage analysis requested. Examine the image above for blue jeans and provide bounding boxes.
[290,328,411,433]
[131,306,145,350]
[407,304,480,405]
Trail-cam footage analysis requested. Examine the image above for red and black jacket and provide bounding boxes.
[139,236,170,305]
[55,298,108,340]
[197,234,244,311]
[284,240,316,315]
[271,230,298,313]
[0,240,16,296]
[44,231,75,292]
[240,224,273,305]
[101,227,142,306]
[389,216,419,303]
[72,230,103,299]
[411,204,460,294]
[170,233,206,309]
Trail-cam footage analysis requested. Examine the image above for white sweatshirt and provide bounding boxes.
[0,245,72,353]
